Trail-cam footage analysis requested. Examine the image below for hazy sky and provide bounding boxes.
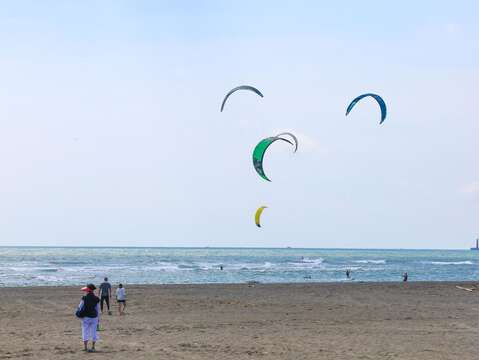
[0,1,477,248]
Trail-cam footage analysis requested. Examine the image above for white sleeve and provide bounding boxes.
[78,299,84,309]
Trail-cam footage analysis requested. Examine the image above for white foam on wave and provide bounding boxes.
[33,274,69,283]
[427,261,473,265]
[141,264,182,272]
[354,260,386,264]
[301,257,324,264]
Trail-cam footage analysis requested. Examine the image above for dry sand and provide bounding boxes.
[1,282,479,359]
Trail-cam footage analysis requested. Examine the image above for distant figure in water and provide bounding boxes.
[346,269,351,279]
[300,256,304,262]
[402,272,408,282]
[220,265,224,271]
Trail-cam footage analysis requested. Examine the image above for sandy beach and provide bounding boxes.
[1,282,478,359]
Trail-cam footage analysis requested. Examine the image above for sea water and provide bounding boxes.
[0,247,478,287]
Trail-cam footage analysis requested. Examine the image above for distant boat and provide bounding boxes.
[471,238,479,250]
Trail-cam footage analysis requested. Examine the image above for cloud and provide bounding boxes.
[445,23,461,35]
[462,182,479,194]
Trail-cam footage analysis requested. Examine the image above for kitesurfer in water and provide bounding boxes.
[346,269,351,279]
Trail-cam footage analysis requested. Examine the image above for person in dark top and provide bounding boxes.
[78,284,100,352]
[403,272,408,282]
[346,269,351,279]
[98,277,112,315]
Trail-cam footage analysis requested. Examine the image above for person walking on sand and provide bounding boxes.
[98,277,112,315]
[116,283,126,315]
[77,284,100,352]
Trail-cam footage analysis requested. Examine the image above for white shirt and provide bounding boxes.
[116,287,126,300]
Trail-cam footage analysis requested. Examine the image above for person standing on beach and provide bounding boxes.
[77,284,100,352]
[98,277,112,315]
[402,272,408,282]
[116,283,126,315]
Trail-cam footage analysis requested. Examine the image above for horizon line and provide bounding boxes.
[0,245,472,251]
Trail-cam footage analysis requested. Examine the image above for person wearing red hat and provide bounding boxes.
[77,284,100,352]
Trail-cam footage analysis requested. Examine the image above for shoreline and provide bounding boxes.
[1,280,477,289]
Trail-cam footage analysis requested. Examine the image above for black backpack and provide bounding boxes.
[75,294,98,318]
[75,302,86,318]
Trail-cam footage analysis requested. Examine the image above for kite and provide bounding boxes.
[276,132,298,153]
[255,206,268,227]
[220,85,264,112]
[346,93,387,124]
[252,136,294,182]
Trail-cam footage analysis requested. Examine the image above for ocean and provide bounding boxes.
[0,247,478,287]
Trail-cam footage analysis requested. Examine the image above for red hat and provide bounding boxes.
[81,283,96,292]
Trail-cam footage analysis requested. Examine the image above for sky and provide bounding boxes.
[0,0,477,248]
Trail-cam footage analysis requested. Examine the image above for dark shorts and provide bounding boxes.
[117,299,126,303]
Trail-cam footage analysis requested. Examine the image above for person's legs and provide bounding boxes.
[118,301,126,315]
[100,296,105,312]
[105,296,110,311]
[90,318,99,351]
[82,319,89,350]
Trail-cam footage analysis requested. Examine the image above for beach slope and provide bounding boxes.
[0,282,478,359]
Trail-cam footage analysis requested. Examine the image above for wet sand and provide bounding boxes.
[1,282,478,359]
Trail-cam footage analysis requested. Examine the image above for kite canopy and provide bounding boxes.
[255,206,268,227]
[276,132,298,153]
[220,85,264,112]
[346,93,387,124]
[252,136,294,182]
